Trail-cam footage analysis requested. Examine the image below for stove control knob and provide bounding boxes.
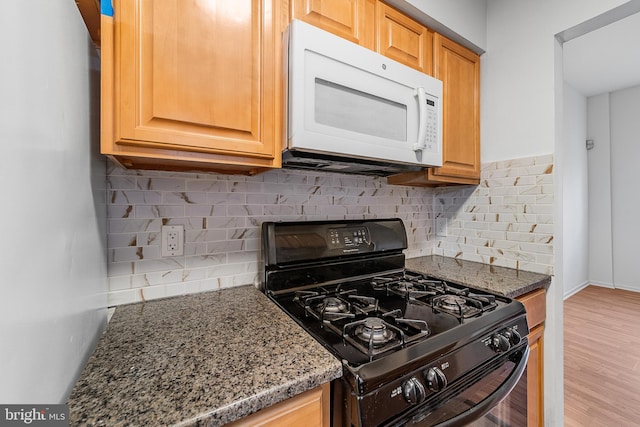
[424,367,447,392]
[402,377,426,405]
[504,328,522,345]
[490,334,511,353]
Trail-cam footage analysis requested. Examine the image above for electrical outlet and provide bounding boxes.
[161,225,184,257]
[435,217,448,237]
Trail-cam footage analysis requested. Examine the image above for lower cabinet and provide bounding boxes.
[227,383,330,427]
[517,289,546,427]
[526,324,544,427]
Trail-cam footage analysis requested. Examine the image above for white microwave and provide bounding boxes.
[283,20,443,176]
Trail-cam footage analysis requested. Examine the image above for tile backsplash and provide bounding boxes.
[432,154,554,275]
[106,154,554,306]
[106,161,435,306]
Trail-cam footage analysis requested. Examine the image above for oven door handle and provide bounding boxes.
[436,345,530,427]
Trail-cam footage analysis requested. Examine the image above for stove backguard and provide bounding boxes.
[262,218,408,294]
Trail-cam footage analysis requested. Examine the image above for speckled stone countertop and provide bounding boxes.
[68,285,342,426]
[406,256,551,298]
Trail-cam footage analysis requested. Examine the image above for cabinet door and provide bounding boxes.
[527,324,544,427]
[518,289,545,427]
[227,383,330,427]
[376,2,432,75]
[429,33,480,181]
[103,0,282,172]
[387,34,480,187]
[291,0,375,50]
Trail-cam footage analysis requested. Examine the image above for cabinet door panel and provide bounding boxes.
[526,324,544,427]
[387,33,480,187]
[430,34,480,180]
[116,0,276,159]
[376,3,432,74]
[227,383,330,427]
[291,0,375,49]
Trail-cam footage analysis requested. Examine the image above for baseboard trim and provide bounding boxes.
[588,281,614,289]
[563,281,590,300]
[610,283,640,293]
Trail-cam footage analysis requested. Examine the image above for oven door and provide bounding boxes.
[386,344,529,427]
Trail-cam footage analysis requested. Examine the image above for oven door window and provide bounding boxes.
[388,346,528,427]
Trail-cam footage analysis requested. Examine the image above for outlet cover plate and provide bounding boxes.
[161,225,184,257]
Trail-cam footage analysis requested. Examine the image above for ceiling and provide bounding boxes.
[563,9,640,97]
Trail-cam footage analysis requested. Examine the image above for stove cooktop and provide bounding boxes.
[270,270,514,367]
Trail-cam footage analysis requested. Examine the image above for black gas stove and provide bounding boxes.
[261,219,529,427]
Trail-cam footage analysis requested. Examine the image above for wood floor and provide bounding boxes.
[564,285,640,426]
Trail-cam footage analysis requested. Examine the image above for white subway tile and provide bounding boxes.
[108,233,137,248]
[110,190,163,205]
[186,180,228,192]
[135,205,185,219]
[163,191,208,204]
[138,177,186,191]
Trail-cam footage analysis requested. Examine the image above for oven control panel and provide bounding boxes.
[263,219,407,266]
[327,227,370,250]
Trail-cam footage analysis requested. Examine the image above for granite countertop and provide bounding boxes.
[406,255,551,298]
[68,285,342,427]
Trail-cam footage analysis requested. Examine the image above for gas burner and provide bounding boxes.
[390,280,439,298]
[370,273,451,300]
[432,294,486,319]
[300,293,355,321]
[342,317,405,358]
[392,281,419,293]
[439,295,468,311]
[318,297,349,314]
[354,317,396,346]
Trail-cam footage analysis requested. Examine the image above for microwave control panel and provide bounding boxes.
[422,95,438,153]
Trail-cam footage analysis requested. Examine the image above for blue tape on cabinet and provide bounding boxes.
[101,0,113,17]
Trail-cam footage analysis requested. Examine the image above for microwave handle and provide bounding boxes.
[413,87,427,152]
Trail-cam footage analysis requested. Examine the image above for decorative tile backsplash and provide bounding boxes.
[432,154,554,275]
[106,161,435,306]
[106,154,554,306]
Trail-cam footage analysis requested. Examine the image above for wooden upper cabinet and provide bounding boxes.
[376,2,432,75]
[102,0,283,173]
[430,33,480,182]
[388,33,480,187]
[291,0,376,50]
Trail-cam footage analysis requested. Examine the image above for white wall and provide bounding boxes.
[386,0,487,52]
[610,84,640,291]
[562,83,589,297]
[587,93,614,287]
[483,0,627,163]
[482,1,627,426]
[0,1,108,403]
